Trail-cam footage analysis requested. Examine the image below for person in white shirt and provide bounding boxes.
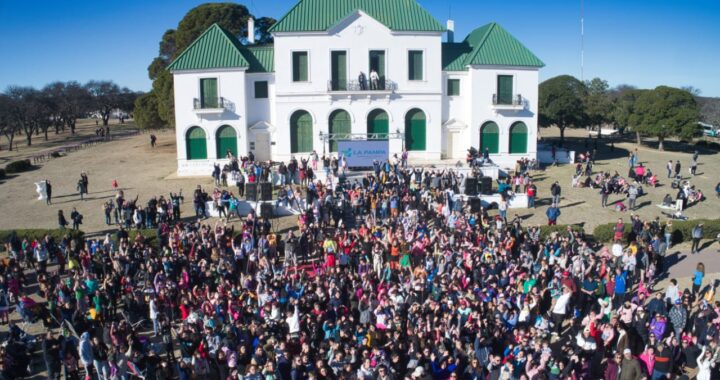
[551,286,572,335]
[665,279,681,305]
[286,300,300,337]
[149,296,159,337]
[611,241,624,258]
[369,69,380,90]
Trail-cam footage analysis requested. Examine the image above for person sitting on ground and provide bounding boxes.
[662,194,673,207]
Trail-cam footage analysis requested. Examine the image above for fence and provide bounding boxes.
[31,129,140,163]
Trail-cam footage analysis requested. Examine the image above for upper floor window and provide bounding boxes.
[200,78,218,108]
[292,51,309,82]
[447,79,460,96]
[408,50,423,81]
[254,81,268,99]
[496,75,513,105]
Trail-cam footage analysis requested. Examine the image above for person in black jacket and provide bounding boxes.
[43,331,62,380]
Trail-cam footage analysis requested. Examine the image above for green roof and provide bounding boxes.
[240,46,275,73]
[269,0,445,33]
[442,23,544,71]
[168,24,249,72]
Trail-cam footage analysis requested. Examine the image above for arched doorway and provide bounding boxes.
[509,122,528,154]
[328,110,351,152]
[216,125,238,159]
[186,127,207,160]
[367,109,389,138]
[480,122,499,154]
[290,110,313,153]
[404,108,426,151]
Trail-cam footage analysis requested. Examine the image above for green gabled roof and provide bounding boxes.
[168,24,249,72]
[240,45,275,73]
[269,0,445,33]
[464,23,544,68]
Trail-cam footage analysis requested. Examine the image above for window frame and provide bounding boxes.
[447,78,460,96]
[496,74,514,105]
[292,51,310,83]
[407,50,424,81]
[254,81,269,99]
[199,77,219,108]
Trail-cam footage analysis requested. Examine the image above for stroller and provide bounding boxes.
[16,296,50,329]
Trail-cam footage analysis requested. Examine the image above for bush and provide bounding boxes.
[593,223,633,243]
[111,229,158,245]
[538,224,585,241]
[593,219,720,244]
[0,168,5,179]
[4,159,33,174]
[0,229,84,251]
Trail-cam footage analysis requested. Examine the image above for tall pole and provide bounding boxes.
[580,0,585,81]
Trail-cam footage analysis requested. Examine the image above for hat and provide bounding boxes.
[675,299,682,305]
[412,367,425,377]
[623,348,632,355]
[563,271,570,277]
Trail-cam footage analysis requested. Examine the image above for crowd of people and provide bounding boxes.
[2,149,720,380]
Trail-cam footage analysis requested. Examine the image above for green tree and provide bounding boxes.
[583,77,615,137]
[134,92,165,129]
[629,86,699,151]
[144,3,276,128]
[611,87,645,145]
[538,75,588,145]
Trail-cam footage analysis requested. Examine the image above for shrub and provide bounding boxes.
[4,159,33,174]
[593,219,720,244]
[538,224,584,241]
[0,168,5,179]
[0,229,84,251]
[593,223,633,243]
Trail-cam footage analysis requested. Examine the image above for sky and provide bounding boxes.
[1,0,719,96]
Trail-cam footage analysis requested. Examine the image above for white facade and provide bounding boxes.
[171,8,542,176]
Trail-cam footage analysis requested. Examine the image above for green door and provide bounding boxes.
[200,78,218,108]
[186,127,207,160]
[369,50,385,88]
[367,109,389,139]
[405,109,426,151]
[480,122,499,154]
[290,111,313,153]
[509,122,528,154]
[216,125,238,158]
[497,75,513,104]
[329,110,351,152]
[331,51,347,91]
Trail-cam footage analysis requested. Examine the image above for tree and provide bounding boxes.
[0,94,18,151]
[85,80,134,126]
[583,77,615,137]
[538,75,588,145]
[612,88,646,145]
[4,86,39,146]
[145,3,276,128]
[630,86,699,151]
[134,92,165,129]
[681,86,701,96]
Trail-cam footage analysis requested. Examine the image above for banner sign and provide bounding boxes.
[337,140,389,168]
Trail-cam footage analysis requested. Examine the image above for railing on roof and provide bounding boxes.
[492,93,523,107]
[327,79,397,93]
[193,97,227,110]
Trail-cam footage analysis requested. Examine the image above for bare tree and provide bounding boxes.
[0,94,18,151]
[4,86,38,146]
[85,80,133,126]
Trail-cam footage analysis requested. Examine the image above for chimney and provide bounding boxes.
[446,19,455,43]
[248,17,255,44]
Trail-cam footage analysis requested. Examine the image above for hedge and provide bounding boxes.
[4,159,34,174]
[0,229,85,252]
[696,140,720,151]
[593,219,720,244]
[0,168,5,179]
[538,224,585,241]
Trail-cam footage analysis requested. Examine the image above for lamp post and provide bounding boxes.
[397,128,404,152]
[319,130,326,155]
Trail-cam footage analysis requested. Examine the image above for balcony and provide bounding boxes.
[327,79,397,94]
[193,97,227,114]
[492,94,524,110]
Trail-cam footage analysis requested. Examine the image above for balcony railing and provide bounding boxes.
[193,97,227,110]
[492,93,523,107]
[327,79,397,93]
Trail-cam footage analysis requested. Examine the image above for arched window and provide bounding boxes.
[216,125,238,159]
[290,110,313,153]
[328,110,351,152]
[186,127,207,160]
[367,109,389,139]
[480,122,499,154]
[509,122,528,154]
[404,108,426,151]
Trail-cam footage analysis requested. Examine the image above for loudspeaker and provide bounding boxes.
[464,177,478,196]
[260,203,274,219]
[245,183,258,202]
[479,177,493,195]
[470,197,482,212]
[260,182,273,201]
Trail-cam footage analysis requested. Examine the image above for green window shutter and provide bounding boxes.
[216,125,238,158]
[200,78,218,108]
[480,122,500,154]
[497,75,513,104]
[293,52,308,82]
[331,51,347,90]
[405,109,426,151]
[367,109,389,139]
[186,127,207,160]
[509,122,528,154]
[328,110,351,152]
[408,51,423,81]
[447,79,460,96]
[254,81,268,99]
[291,111,313,153]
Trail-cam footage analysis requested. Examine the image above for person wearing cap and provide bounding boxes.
[619,348,643,380]
[669,298,688,340]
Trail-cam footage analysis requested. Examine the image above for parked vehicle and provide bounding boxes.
[699,122,718,137]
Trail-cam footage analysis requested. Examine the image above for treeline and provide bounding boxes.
[539,75,701,150]
[0,81,139,150]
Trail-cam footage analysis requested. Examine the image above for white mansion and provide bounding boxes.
[169,0,544,176]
